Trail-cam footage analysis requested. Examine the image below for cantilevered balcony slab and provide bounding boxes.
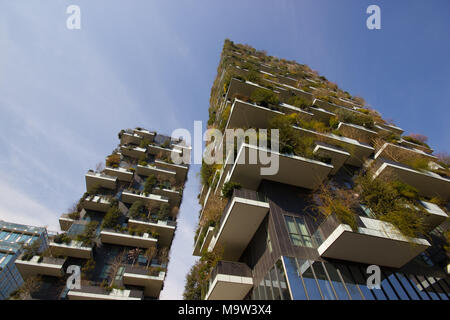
[375,122,404,136]
[49,240,92,259]
[136,164,176,180]
[15,256,66,279]
[209,191,270,261]
[373,160,450,200]
[59,215,75,231]
[205,261,253,300]
[123,267,165,298]
[121,190,169,207]
[313,142,350,175]
[294,126,374,167]
[128,219,176,247]
[68,286,143,300]
[85,171,117,191]
[120,145,147,159]
[398,138,433,154]
[337,122,378,143]
[225,143,333,190]
[317,215,430,268]
[100,230,157,248]
[309,106,335,123]
[418,201,448,230]
[193,226,215,257]
[82,195,111,212]
[280,84,314,103]
[120,132,142,146]
[279,103,314,120]
[154,160,188,183]
[147,144,181,158]
[151,187,181,206]
[104,166,134,182]
[225,99,283,130]
[133,128,155,142]
[374,142,437,162]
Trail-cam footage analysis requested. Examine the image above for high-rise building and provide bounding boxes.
[14,128,189,300]
[0,221,48,300]
[187,40,450,300]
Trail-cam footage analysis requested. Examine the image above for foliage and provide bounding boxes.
[53,233,72,245]
[129,200,145,219]
[140,139,151,148]
[68,211,80,220]
[404,157,430,171]
[106,154,121,167]
[200,160,214,188]
[102,206,121,229]
[76,221,99,246]
[157,203,170,221]
[335,108,374,129]
[81,258,96,279]
[287,95,310,109]
[222,181,241,199]
[183,263,202,300]
[143,174,157,194]
[21,239,43,261]
[403,135,431,148]
[250,88,279,107]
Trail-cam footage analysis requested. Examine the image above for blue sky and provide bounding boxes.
[0,0,449,299]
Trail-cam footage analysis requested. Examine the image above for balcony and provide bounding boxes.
[374,142,437,162]
[122,266,165,298]
[120,132,142,146]
[337,122,378,143]
[208,189,270,261]
[151,187,182,206]
[154,159,188,182]
[133,128,155,141]
[204,261,253,300]
[373,160,450,200]
[104,166,134,182]
[121,190,169,207]
[309,106,335,123]
[15,255,66,278]
[398,138,433,154]
[225,143,333,190]
[85,171,117,191]
[68,285,143,300]
[193,226,215,257]
[136,164,177,180]
[294,126,374,167]
[128,219,176,247]
[375,122,404,136]
[82,195,111,212]
[59,214,75,231]
[147,144,181,158]
[100,229,157,248]
[316,214,430,268]
[313,142,350,175]
[120,145,147,159]
[418,201,448,230]
[225,99,283,130]
[49,240,92,259]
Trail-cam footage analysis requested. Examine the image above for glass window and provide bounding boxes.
[6,232,21,242]
[408,275,431,300]
[284,215,314,248]
[270,266,282,300]
[414,275,440,300]
[354,266,384,300]
[298,259,322,300]
[264,272,274,299]
[0,231,10,240]
[312,261,336,300]
[282,256,308,300]
[275,259,291,300]
[258,279,267,300]
[395,273,420,300]
[324,263,352,300]
[385,272,409,300]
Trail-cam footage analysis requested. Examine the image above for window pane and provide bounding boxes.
[270,266,282,300]
[395,273,420,300]
[386,272,409,300]
[290,233,303,246]
[381,273,399,300]
[415,275,440,300]
[312,261,336,300]
[295,217,309,235]
[264,272,274,299]
[284,216,297,234]
[298,259,322,300]
[354,266,383,300]
[275,259,291,300]
[282,256,307,300]
[408,275,431,300]
[324,263,351,300]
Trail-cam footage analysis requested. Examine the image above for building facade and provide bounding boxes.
[191,40,450,300]
[14,128,189,300]
[0,221,48,299]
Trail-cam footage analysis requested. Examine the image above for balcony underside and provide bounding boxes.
[49,242,92,259]
[100,230,157,248]
[15,258,65,278]
[227,144,333,190]
[210,197,270,261]
[85,173,117,191]
[373,162,450,200]
[68,286,143,300]
[313,142,350,175]
[205,274,253,300]
[104,167,134,182]
[128,219,175,247]
[318,217,430,268]
[123,270,165,298]
[225,99,283,129]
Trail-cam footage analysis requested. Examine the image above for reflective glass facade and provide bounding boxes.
[0,221,47,300]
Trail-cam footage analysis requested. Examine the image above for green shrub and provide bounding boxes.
[222,182,242,199]
[403,136,431,149]
[140,139,151,148]
[102,206,121,229]
[143,174,157,194]
[157,204,170,221]
[287,96,309,109]
[129,201,145,219]
[250,88,279,107]
[335,108,374,129]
